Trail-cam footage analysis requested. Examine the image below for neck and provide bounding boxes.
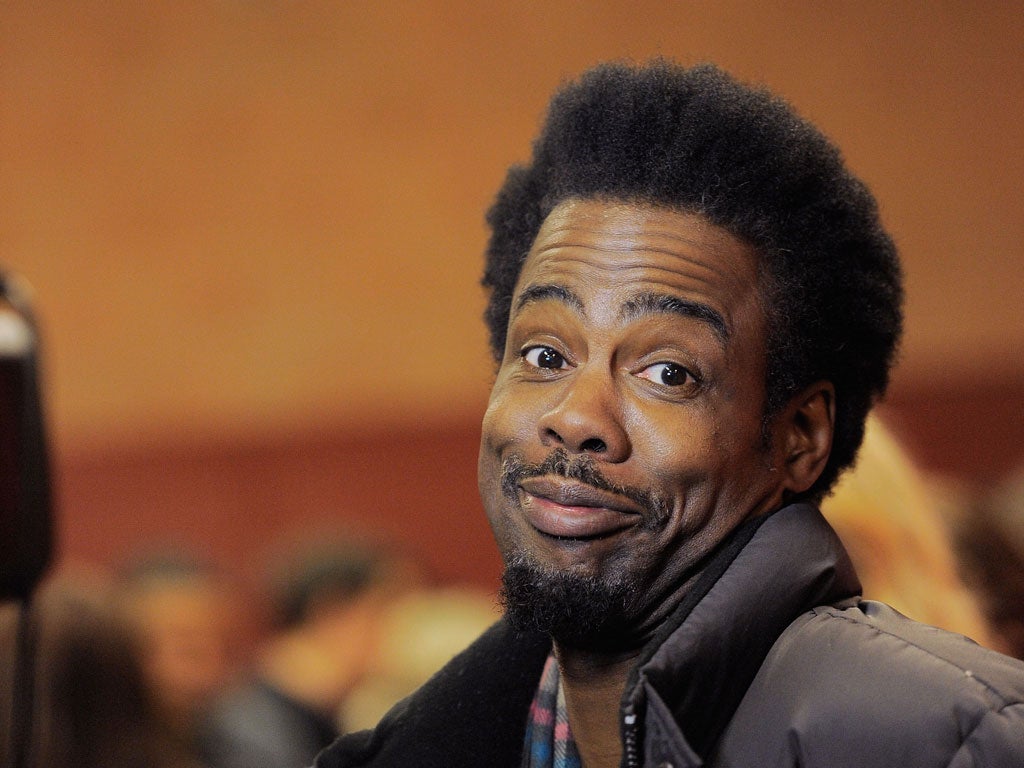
[547,561,712,767]
[554,644,637,768]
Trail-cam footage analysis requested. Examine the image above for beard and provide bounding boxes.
[499,555,638,650]
[494,448,670,650]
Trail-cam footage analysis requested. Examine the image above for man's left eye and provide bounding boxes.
[637,362,695,387]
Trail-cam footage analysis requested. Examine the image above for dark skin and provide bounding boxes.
[479,198,834,768]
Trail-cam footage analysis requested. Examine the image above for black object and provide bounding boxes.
[0,271,53,600]
[0,271,52,768]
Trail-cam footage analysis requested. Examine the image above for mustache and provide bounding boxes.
[500,448,671,526]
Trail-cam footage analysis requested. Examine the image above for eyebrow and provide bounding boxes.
[513,283,729,345]
[621,292,729,344]
[514,283,584,315]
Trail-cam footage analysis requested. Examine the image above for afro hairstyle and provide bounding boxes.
[481,60,903,501]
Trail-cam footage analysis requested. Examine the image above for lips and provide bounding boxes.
[518,476,643,539]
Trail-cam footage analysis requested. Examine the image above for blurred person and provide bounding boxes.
[820,414,993,643]
[953,468,1024,659]
[115,551,243,758]
[0,574,196,768]
[341,586,500,732]
[200,538,412,768]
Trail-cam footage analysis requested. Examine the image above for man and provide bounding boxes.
[201,541,403,768]
[317,61,1024,767]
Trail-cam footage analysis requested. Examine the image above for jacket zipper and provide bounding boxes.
[622,703,641,768]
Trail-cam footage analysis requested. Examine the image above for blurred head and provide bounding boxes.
[258,538,420,709]
[267,540,408,632]
[116,553,241,737]
[953,469,1024,658]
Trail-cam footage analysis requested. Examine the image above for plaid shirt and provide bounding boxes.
[521,654,582,768]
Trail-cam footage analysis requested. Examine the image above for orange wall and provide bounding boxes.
[1,2,1021,586]
[54,420,502,589]
[3,1,1021,451]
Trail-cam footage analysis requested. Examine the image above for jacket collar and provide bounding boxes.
[318,504,857,768]
[623,503,861,761]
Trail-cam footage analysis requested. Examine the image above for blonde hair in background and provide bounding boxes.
[821,415,993,645]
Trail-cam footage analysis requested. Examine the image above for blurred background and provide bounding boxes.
[1,1,1022,591]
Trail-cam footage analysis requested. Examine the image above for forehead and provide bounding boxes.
[515,199,764,334]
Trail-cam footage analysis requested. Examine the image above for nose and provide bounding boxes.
[537,367,630,462]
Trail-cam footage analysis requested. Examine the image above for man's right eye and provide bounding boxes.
[522,346,568,370]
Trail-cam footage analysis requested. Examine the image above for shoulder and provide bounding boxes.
[780,601,1024,707]
[717,601,1024,766]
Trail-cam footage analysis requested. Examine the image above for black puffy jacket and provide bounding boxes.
[316,504,1024,767]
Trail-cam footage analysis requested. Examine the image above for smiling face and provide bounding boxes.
[479,198,825,648]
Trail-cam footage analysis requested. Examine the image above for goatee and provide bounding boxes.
[499,556,636,650]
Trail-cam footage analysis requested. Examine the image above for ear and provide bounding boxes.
[771,380,835,496]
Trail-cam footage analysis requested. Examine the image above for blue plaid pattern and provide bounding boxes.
[521,654,582,768]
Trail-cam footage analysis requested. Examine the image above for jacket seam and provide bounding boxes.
[808,607,1017,709]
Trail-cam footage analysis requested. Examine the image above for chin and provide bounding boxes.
[499,556,642,651]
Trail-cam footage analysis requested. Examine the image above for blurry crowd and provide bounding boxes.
[1,537,498,768]
[2,415,1024,768]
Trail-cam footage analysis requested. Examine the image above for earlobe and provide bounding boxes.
[778,381,835,495]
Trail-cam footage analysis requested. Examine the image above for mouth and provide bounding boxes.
[518,476,643,540]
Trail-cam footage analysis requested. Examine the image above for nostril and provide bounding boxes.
[542,428,564,445]
[580,437,607,453]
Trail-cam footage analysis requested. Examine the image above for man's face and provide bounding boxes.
[479,198,798,647]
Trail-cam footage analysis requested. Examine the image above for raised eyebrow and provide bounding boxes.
[513,283,584,316]
[620,292,729,344]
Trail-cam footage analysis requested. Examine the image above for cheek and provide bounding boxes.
[478,386,523,521]
[479,388,511,477]
[480,377,543,455]
[627,403,766,525]
[626,404,720,480]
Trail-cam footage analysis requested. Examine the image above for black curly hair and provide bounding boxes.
[482,60,903,501]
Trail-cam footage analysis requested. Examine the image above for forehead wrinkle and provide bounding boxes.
[534,236,731,277]
[620,291,730,346]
